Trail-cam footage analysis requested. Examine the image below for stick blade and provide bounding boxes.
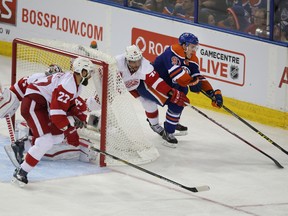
[4,145,19,167]
[185,185,210,193]
[274,160,284,169]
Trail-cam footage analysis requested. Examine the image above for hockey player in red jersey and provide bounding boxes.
[116,45,191,147]
[152,32,223,146]
[12,56,95,185]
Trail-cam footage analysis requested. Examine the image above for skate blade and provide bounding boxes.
[162,141,177,148]
[174,131,188,136]
[11,177,26,188]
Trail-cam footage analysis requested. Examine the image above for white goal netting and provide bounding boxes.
[11,38,159,166]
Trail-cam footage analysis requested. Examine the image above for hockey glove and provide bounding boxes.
[169,89,190,107]
[189,77,202,93]
[67,115,87,129]
[207,89,223,108]
[64,126,79,147]
[73,115,87,129]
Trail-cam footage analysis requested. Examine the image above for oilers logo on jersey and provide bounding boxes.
[181,66,191,75]
[171,56,181,66]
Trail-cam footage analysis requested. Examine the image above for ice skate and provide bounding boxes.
[147,119,164,136]
[162,131,178,148]
[174,123,188,136]
[12,167,28,187]
[11,136,27,164]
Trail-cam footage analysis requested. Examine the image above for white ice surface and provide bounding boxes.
[0,55,287,216]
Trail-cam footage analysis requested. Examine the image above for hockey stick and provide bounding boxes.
[185,102,284,168]
[3,115,19,168]
[201,90,288,156]
[5,114,16,144]
[80,139,210,193]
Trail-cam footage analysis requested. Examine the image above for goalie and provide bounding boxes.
[0,63,98,183]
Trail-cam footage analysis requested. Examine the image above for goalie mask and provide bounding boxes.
[73,57,95,86]
[125,45,143,73]
[45,64,63,76]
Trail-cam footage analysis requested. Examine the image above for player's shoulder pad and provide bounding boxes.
[140,58,154,74]
[27,73,46,84]
[170,44,185,59]
[115,53,126,69]
[59,72,77,96]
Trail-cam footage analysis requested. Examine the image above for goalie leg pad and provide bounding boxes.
[79,143,98,164]
[43,143,81,161]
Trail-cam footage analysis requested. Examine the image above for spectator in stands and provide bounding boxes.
[173,0,194,21]
[217,5,250,32]
[198,8,216,25]
[129,0,146,8]
[245,8,268,38]
[274,0,288,42]
[243,0,267,20]
[143,0,176,15]
[175,0,183,8]
[199,0,229,22]
[274,23,288,42]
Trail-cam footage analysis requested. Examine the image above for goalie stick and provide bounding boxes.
[3,115,19,167]
[201,90,288,156]
[185,102,284,169]
[80,138,210,193]
[0,82,19,167]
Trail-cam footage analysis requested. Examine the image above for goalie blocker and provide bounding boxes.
[0,88,20,118]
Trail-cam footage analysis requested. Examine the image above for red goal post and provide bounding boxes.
[11,38,159,167]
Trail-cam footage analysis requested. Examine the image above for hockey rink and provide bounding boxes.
[0,55,288,216]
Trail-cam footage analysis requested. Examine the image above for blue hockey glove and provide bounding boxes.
[207,89,223,108]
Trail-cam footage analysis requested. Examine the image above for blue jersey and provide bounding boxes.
[152,44,200,89]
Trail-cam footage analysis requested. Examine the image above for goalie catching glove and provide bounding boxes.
[206,89,223,108]
[67,115,87,129]
[169,88,190,107]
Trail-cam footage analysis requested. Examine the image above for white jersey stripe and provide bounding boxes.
[30,100,44,136]
[50,109,66,116]
[151,78,162,89]
[13,83,25,99]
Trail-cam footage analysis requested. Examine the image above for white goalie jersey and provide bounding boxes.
[0,73,46,119]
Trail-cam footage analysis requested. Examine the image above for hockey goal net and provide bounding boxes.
[11,38,159,167]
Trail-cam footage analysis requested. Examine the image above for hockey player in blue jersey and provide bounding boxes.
[152,32,223,146]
